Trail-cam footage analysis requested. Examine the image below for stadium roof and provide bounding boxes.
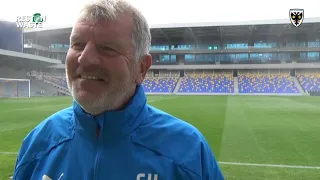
[23,17,320,33]
[0,49,61,69]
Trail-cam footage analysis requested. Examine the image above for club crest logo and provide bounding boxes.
[289,9,304,27]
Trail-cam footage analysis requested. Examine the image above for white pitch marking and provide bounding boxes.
[0,152,18,155]
[218,161,320,170]
[148,96,178,103]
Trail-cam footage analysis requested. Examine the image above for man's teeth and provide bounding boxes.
[80,75,101,80]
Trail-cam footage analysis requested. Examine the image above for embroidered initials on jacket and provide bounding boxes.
[136,173,158,180]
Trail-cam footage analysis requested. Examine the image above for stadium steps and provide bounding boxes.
[41,78,70,96]
[293,76,306,94]
[30,79,58,96]
[234,77,239,94]
[173,77,183,93]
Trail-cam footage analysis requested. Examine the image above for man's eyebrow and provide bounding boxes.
[70,34,82,42]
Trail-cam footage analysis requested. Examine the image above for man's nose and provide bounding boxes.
[77,43,100,66]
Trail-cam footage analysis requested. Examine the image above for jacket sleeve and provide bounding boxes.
[13,139,35,180]
[176,138,225,180]
[13,124,44,180]
[201,140,224,180]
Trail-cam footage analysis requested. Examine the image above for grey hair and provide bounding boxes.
[78,0,151,60]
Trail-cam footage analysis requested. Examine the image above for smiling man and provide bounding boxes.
[13,0,224,179]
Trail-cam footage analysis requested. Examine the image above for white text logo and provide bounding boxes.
[16,13,46,28]
[136,173,158,180]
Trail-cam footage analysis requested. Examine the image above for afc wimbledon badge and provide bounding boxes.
[289,9,304,27]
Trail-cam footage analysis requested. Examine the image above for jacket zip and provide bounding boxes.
[93,120,103,180]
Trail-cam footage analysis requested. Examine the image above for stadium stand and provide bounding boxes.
[296,71,320,92]
[238,71,300,94]
[43,75,68,88]
[142,77,178,93]
[178,72,234,93]
[41,75,181,94]
[31,70,313,95]
[0,67,58,97]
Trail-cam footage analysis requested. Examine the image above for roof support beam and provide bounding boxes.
[218,27,224,44]
[249,25,257,46]
[186,28,198,45]
[156,29,172,45]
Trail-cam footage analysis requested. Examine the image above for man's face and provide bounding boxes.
[66,13,149,114]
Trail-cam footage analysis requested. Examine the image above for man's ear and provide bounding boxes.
[135,54,152,85]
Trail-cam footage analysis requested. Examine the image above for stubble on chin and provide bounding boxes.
[68,78,135,114]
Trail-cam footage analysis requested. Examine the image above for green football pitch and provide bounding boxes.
[0,95,320,180]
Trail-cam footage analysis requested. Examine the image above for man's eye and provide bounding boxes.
[100,46,115,52]
[99,46,120,56]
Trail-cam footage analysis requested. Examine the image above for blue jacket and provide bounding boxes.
[13,85,224,180]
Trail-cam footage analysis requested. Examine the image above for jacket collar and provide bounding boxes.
[73,85,148,138]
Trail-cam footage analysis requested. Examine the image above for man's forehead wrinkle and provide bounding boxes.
[69,14,134,52]
[74,12,133,34]
[70,23,99,43]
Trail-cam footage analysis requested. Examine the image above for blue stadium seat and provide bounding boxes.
[43,76,179,93]
[178,73,234,93]
[141,77,178,93]
[238,73,300,93]
[297,73,320,92]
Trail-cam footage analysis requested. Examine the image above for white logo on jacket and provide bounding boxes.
[42,173,64,180]
[136,173,158,180]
